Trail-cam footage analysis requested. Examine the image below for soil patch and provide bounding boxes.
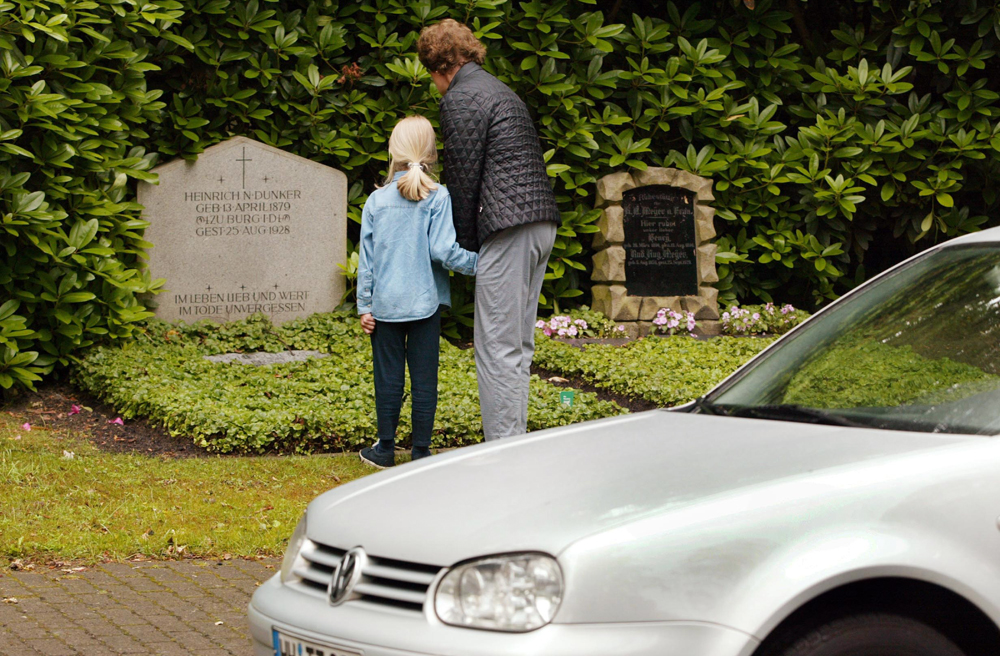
[531,365,658,414]
[3,381,216,458]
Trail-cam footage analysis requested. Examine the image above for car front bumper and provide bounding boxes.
[249,575,759,656]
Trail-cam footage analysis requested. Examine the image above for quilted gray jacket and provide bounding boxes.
[439,63,560,251]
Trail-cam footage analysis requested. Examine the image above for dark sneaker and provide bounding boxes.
[360,445,395,469]
[411,447,433,462]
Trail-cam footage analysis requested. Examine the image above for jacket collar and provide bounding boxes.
[448,62,481,92]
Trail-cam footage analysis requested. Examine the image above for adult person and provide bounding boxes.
[417,20,560,441]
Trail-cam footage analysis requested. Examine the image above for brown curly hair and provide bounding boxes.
[417,19,486,73]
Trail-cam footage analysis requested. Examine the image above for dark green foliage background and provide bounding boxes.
[5,0,1000,391]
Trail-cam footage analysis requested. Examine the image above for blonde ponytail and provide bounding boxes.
[384,115,439,201]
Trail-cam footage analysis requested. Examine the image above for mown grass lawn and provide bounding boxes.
[0,415,375,566]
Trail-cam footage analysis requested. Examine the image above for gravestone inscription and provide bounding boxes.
[140,137,347,324]
[622,185,698,297]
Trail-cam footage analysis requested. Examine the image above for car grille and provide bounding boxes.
[291,540,442,612]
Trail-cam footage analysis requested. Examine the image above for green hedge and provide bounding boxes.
[70,313,625,453]
[141,0,1000,309]
[533,333,775,407]
[0,0,168,393]
[7,0,1000,392]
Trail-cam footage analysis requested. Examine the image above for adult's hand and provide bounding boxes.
[360,313,375,334]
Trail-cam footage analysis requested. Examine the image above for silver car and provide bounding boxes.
[249,228,1000,656]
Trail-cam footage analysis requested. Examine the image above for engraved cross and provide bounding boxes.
[236,146,252,189]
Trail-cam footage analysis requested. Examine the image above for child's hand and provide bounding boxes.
[360,313,376,334]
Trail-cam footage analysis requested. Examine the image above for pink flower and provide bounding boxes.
[535,320,545,329]
[616,325,625,332]
[68,405,81,416]
[108,418,124,426]
[20,422,30,431]
[557,328,567,336]
[567,326,578,336]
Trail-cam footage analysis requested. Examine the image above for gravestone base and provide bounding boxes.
[591,167,719,337]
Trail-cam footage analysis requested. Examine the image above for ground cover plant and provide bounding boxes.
[0,415,368,565]
[720,303,810,336]
[533,333,775,407]
[70,313,625,453]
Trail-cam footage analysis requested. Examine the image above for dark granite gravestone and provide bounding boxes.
[590,167,719,337]
[621,185,699,297]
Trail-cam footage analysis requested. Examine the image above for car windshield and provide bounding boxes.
[706,244,1000,435]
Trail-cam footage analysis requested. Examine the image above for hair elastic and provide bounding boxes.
[407,162,423,171]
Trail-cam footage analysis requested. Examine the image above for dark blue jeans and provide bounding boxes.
[371,307,441,451]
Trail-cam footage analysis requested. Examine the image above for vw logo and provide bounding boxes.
[328,547,366,606]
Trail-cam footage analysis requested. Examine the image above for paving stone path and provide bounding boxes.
[0,559,279,655]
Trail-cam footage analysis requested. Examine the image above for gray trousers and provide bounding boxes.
[475,220,557,441]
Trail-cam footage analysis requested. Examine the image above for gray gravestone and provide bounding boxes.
[139,136,347,324]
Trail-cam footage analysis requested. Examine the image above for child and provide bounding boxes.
[357,115,478,469]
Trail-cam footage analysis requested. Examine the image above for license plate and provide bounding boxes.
[273,629,363,656]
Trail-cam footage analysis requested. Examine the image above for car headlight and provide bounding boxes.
[279,514,308,584]
[434,553,563,632]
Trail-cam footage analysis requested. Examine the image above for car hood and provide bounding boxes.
[308,411,969,566]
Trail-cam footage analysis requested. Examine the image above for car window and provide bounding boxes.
[709,245,1000,435]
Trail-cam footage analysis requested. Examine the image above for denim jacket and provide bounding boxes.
[357,174,477,322]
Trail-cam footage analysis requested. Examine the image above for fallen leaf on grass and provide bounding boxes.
[547,376,569,383]
[62,450,75,460]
